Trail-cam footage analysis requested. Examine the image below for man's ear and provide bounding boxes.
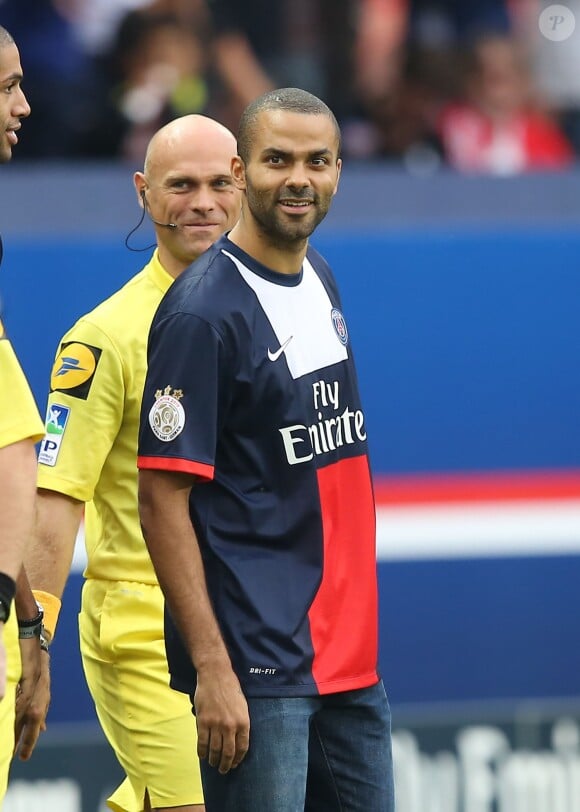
[231,156,247,191]
[134,172,147,207]
[333,158,342,196]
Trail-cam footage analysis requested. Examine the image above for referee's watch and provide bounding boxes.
[39,629,50,653]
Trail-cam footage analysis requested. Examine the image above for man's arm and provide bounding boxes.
[24,489,84,610]
[0,438,38,582]
[138,468,249,774]
[0,437,38,701]
[14,488,84,759]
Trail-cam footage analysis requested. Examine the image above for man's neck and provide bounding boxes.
[228,220,307,277]
[157,246,197,280]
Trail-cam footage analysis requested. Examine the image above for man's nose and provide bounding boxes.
[15,86,31,119]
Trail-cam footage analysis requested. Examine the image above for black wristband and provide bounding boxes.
[18,603,44,638]
[0,572,16,622]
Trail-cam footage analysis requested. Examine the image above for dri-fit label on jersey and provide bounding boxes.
[38,403,70,466]
[50,341,102,400]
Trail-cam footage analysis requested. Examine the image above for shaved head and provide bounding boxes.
[134,114,240,278]
[144,114,237,181]
[0,26,14,49]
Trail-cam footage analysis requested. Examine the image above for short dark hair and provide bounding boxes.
[0,26,14,48]
[237,87,341,163]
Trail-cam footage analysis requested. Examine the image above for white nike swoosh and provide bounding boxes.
[267,335,293,362]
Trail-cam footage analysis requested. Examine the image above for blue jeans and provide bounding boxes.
[200,680,395,812]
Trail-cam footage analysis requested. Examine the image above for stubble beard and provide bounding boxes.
[246,186,330,248]
[0,141,11,164]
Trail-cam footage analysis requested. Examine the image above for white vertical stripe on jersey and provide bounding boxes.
[222,250,348,379]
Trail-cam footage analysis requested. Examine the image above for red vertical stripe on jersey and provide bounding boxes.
[309,455,379,693]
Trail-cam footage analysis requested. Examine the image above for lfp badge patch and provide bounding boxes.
[149,387,185,442]
[38,403,71,466]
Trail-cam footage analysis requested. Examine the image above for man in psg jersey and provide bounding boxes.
[138,87,394,812]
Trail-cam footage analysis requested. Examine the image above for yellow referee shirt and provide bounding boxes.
[37,252,174,584]
[0,321,44,448]
[0,320,44,716]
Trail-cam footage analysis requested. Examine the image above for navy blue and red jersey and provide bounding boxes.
[138,234,379,697]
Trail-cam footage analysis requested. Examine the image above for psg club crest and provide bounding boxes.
[331,308,348,346]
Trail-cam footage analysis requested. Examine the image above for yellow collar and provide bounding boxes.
[147,249,174,294]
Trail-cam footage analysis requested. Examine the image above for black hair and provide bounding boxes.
[237,87,341,163]
[0,26,15,48]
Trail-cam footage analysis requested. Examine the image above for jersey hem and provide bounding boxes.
[170,670,379,697]
[0,424,44,448]
[36,475,92,503]
[312,670,379,695]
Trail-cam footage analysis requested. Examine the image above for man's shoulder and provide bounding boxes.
[159,241,240,320]
[181,239,232,286]
[91,266,155,316]
[306,243,333,275]
[72,267,158,337]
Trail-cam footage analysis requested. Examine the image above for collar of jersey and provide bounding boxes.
[221,234,304,287]
[147,249,175,294]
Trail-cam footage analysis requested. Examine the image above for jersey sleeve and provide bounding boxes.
[36,319,125,502]
[0,322,44,448]
[138,312,226,479]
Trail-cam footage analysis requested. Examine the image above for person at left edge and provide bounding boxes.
[0,23,46,807]
[23,114,241,812]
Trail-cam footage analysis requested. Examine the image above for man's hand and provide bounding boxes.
[194,666,250,774]
[14,649,50,761]
[15,636,41,716]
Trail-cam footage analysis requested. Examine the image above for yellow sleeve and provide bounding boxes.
[0,322,44,448]
[36,318,125,502]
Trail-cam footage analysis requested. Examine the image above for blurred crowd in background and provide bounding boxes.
[1,0,579,174]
